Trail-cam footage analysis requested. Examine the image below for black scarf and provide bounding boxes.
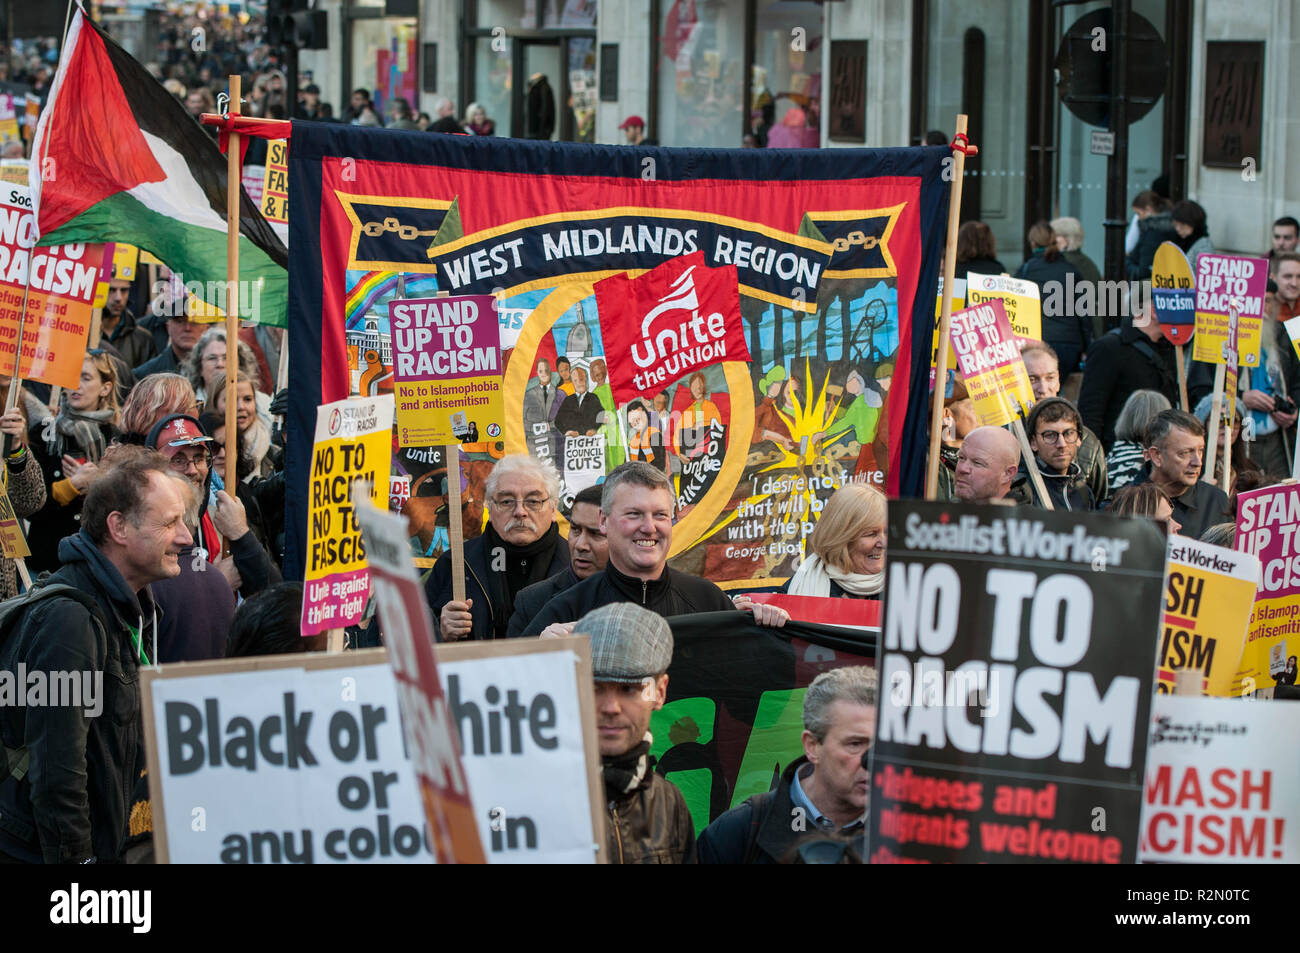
[602,734,652,796]
[483,521,559,638]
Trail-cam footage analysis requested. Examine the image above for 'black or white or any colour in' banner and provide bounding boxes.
[142,642,605,863]
[870,502,1167,864]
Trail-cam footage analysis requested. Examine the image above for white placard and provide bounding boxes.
[146,645,599,864]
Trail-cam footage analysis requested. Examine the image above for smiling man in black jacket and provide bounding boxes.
[0,449,191,863]
[523,462,738,637]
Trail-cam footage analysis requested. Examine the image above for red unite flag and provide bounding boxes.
[594,250,750,406]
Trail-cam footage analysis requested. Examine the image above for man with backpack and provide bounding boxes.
[697,666,876,863]
[1078,299,1181,451]
[0,449,191,863]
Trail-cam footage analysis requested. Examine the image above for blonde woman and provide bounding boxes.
[25,352,120,573]
[781,484,886,599]
[211,370,277,479]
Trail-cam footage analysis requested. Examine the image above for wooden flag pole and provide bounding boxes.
[1203,362,1226,486]
[926,114,977,499]
[1174,345,1189,412]
[447,443,465,606]
[432,292,467,610]
[1008,398,1053,511]
[224,73,241,496]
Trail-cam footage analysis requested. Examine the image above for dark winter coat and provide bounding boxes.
[1016,250,1090,372]
[1126,211,1178,280]
[0,531,156,863]
[425,529,569,641]
[506,567,578,638]
[697,756,865,864]
[1077,319,1180,450]
[1009,458,1096,511]
[152,542,238,663]
[520,562,733,637]
[101,308,158,372]
[24,416,118,575]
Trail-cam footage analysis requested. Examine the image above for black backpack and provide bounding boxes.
[0,584,109,785]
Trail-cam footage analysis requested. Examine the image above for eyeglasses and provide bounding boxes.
[489,495,552,512]
[1036,428,1079,446]
[201,353,226,365]
[167,450,211,472]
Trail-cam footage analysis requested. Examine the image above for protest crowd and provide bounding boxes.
[0,4,1296,879]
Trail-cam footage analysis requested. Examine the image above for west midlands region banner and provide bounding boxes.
[284,123,949,581]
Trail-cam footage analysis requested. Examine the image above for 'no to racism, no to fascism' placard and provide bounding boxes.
[302,394,394,635]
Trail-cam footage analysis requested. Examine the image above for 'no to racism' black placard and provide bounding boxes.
[870,502,1167,864]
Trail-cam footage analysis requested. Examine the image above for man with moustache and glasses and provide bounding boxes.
[427,454,569,641]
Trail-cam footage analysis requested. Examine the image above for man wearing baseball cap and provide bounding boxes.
[577,602,694,864]
[619,115,656,146]
[147,415,277,609]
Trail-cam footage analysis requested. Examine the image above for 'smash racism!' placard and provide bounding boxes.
[871,502,1166,864]
[302,395,394,634]
[1140,694,1300,863]
[1159,536,1258,696]
[391,294,504,447]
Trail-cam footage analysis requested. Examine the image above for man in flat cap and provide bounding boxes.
[576,602,694,864]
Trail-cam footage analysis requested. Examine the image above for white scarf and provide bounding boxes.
[786,553,884,598]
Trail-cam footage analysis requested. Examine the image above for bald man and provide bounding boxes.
[953,426,1020,504]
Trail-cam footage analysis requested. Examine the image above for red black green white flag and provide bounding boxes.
[29,6,288,327]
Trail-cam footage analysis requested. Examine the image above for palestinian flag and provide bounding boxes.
[29,7,288,327]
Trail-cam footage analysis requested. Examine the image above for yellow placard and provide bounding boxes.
[1159,537,1258,696]
[0,481,30,558]
[929,276,963,374]
[1284,315,1300,364]
[92,243,140,309]
[964,272,1042,344]
[302,394,395,635]
[260,139,288,225]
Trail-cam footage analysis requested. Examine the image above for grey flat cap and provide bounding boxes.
[578,603,674,683]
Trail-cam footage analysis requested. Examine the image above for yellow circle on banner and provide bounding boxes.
[502,278,755,558]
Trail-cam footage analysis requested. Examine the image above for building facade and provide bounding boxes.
[302,0,1298,270]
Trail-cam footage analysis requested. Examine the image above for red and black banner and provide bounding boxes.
[284,124,949,580]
